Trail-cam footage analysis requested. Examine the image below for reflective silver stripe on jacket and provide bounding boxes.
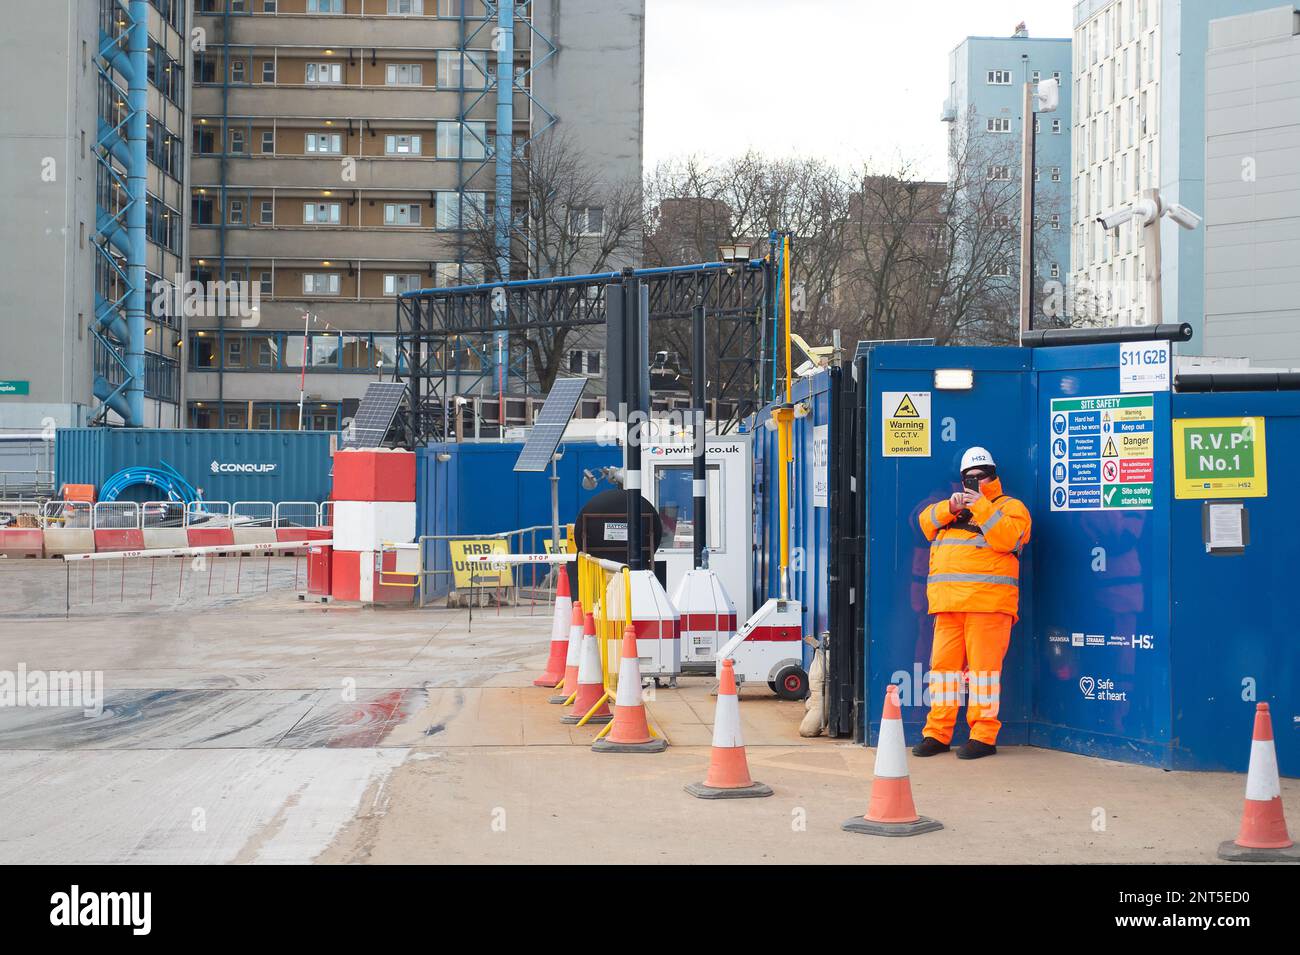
[926,572,1019,587]
[928,503,943,528]
[931,537,987,548]
[979,509,1004,535]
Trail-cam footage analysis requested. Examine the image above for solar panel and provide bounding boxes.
[513,377,587,472]
[341,381,407,448]
[854,338,937,359]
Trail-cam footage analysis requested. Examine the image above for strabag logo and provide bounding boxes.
[50,885,151,936]
[210,459,277,474]
[1079,675,1128,702]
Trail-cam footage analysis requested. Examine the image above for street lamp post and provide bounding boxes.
[1019,77,1059,343]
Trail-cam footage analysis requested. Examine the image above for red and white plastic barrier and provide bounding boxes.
[328,449,417,605]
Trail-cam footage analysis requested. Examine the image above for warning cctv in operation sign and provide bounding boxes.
[882,391,931,457]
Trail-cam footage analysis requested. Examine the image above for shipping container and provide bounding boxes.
[55,428,334,504]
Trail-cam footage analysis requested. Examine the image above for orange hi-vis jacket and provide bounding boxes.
[917,477,1032,621]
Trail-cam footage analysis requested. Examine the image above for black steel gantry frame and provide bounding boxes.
[393,260,773,446]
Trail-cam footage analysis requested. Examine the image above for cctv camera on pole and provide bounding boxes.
[1097,188,1201,325]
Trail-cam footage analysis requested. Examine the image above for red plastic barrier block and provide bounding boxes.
[93,529,146,553]
[332,450,415,503]
[331,549,362,601]
[186,528,235,548]
[0,529,45,558]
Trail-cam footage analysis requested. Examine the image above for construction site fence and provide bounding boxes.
[27,500,330,530]
[414,524,572,609]
[57,538,329,616]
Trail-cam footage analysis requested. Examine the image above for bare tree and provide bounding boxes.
[459,131,643,391]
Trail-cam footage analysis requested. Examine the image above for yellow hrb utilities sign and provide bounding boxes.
[882,391,931,457]
[449,539,514,588]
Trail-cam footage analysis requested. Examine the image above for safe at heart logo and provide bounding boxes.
[1079,676,1096,699]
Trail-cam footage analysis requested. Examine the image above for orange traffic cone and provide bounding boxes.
[842,684,943,836]
[1218,703,1299,862]
[549,600,583,704]
[593,624,667,753]
[685,658,772,798]
[533,568,572,687]
[561,611,611,725]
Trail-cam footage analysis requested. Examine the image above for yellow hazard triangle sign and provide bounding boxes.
[893,394,921,418]
[1102,436,1118,457]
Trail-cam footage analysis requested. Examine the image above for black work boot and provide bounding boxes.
[911,736,951,757]
[956,739,997,760]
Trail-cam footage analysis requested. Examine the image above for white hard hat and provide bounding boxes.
[960,447,996,473]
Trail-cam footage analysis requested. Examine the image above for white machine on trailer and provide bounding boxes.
[716,596,808,699]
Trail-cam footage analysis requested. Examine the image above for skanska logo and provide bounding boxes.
[209,460,277,474]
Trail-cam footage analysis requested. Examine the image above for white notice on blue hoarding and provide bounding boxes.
[1119,340,1170,392]
[812,424,829,508]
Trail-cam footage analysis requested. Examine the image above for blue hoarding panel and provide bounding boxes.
[55,428,333,503]
[416,440,621,597]
[862,345,1034,748]
[752,371,834,667]
[1029,347,1173,768]
[1169,390,1296,775]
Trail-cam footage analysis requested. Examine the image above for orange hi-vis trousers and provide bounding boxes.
[922,610,1012,746]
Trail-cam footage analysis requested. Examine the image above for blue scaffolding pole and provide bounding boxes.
[91,0,147,427]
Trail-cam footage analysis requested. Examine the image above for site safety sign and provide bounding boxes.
[449,539,514,588]
[1049,393,1155,511]
[881,391,931,457]
[1172,417,1268,499]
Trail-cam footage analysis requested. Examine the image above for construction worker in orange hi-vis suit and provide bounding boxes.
[913,447,1031,760]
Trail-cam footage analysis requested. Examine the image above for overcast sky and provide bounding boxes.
[643,0,1075,181]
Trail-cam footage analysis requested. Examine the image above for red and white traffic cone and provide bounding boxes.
[561,611,611,725]
[549,600,583,704]
[1218,703,1299,861]
[532,569,572,687]
[842,684,943,836]
[685,658,772,798]
[593,623,667,753]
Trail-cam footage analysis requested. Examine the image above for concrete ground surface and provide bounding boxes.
[0,560,1293,864]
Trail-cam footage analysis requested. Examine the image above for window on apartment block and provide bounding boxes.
[192,195,215,225]
[436,121,486,159]
[385,63,423,86]
[1050,263,1060,278]
[303,202,342,224]
[389,0,424,12]
[229,199,244,224]
[262,60,275,83]
[990,259,1011,277]
[436,50,487,89]
[306,132,342,154]
[383,273,423,295]
[193,124,216,153]
[259,200,273,224]
[437,0,486,17]
[303,273,341,295]
[986,69,1012,85]
[229,129,245,153]
[264,0,278,12]
[384,134,422,155]
[436,191,485,230]
[987,117,1011,133]
[259,271,273,295]
[567,349,601,376]
[568,207,604,236]
[1052,119,1062,134]
[987,165,1011,181]
[261,130,275,153]
[306,62,342,85]
[383,202,422,225]
[1051,166,1061,182]
[231,60,246,84]
[307,0,342,12]
[1050,213,1061,230]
